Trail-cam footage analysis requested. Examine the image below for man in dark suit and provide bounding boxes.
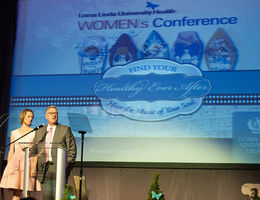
[30,105,77,200]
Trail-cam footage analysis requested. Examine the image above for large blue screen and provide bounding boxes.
[6,0,260,164]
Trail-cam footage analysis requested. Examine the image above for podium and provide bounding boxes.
[23,145,67,200]
[22,147,30,198]
[55,146,67,200]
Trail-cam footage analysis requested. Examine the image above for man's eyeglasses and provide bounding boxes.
[48,112,58,115]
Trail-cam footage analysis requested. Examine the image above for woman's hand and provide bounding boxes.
[31,168,37,177]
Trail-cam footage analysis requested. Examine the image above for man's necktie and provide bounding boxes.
[45,127,52,162]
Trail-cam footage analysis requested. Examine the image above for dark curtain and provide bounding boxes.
[0,0,17,176]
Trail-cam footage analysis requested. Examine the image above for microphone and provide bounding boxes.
[34,124,44,131]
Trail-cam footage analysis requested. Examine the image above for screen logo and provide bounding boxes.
[146,1,160,10]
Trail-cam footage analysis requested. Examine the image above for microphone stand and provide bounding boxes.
[0,113,10,129]
[1,124,44,153]
[0,113,10,154]
[78,130,86,200]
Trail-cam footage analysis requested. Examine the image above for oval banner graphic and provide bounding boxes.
[94,59,211,121]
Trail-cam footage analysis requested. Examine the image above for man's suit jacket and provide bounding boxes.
[30,124,77,182]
